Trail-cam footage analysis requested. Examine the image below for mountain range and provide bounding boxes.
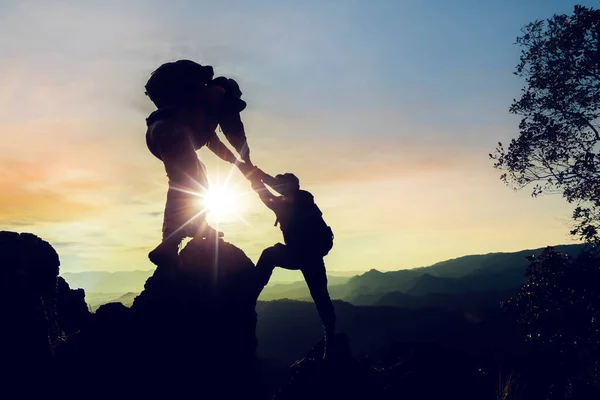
[68,243,586,311]
[54,242,592,396]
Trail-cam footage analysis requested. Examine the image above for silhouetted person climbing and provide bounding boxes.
[248,168,336,356]
[144,60,254,266]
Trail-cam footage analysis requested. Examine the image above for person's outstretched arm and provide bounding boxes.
[220,112,252,165]
[229,135,251,165]
[206,133,238,164]
[248,169,279,212]
[220,116,250,164]
[259,170,281,193]
[212,76,252,165]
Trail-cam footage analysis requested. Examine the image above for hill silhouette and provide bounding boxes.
[405,273,465,295]
[1,231,265,399]
[342,244,585,304]
[1,232,91,398]
[61,270,153,293]
[87,291,137,311]
[256,299,476,363]
[3,231,597,399]
[95,236,262,399]
[81,243,586,311]
[421,244,585,276]
[255,244,585,305]
[258,276,351,301]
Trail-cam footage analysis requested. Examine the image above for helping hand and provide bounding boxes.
[242,165,266,183]
[236,161,258,179]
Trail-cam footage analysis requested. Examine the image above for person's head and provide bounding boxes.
[145,60,214,109]
[145,61,249,135]
[210,77,246,113]
[274,173,300,196]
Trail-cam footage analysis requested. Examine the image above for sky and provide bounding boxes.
[0,0,596,276]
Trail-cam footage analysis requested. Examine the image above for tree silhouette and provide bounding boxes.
[504,247,600,396]
[491,5,600,243]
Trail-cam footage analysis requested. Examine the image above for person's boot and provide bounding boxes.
[148,236,182,267]
[198,224,224,239]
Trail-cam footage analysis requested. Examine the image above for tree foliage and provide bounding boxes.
[506,248,600,354]
[504,248,600,395]
[492,5,600,243]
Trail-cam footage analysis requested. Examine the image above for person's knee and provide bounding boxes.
[254,246,283,289]
[258,247,272,261]
[164,162,192,185]
[259,244,284,263]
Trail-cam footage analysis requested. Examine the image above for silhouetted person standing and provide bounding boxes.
[144,60,253,266]
[248,168,336,355]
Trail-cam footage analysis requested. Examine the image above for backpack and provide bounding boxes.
[277,190,334,257]
[145,60,214,108]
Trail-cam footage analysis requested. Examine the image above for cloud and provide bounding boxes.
[53,241,80,248]
[0,159,104,222]
[221,130,475,187]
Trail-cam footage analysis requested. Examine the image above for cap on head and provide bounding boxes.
[145,60,214,108]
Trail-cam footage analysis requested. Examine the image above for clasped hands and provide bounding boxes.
[234,160,265,183]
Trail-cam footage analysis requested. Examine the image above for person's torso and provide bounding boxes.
[145,108,218,158]
[276,191,328,247]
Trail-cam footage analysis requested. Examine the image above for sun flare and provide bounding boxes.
[202,185,239,223]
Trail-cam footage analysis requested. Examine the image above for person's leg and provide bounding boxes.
[301,259,336,337]
[254,243,300,296]
[161,145,205,240]
[181,158,221,239]
[148,127,215,265]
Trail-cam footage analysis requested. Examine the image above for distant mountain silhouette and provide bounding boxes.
[84,292,127,310]
[375,289,516,308]
[63,269,355,294]
[87,292,137,311]
[344,268,422,297]
[342,244,585,303]
[60,270,153,293]
[406,273,466,296]
[112,291,137,307]
[256,244,586,305]
[80,243,586,311]
[421,244,584,277]
[258,276,351,301]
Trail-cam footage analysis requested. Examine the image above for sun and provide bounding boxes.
[202,184,239,223]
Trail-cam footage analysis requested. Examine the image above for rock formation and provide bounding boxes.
[272,334,380,400]
[127,236,263,398]
[0,231,90,398]
[60,236,265,399]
